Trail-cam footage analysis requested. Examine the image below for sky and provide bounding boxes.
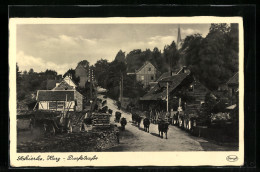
[16,24,211,75]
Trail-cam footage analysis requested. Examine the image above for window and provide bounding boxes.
[49,102,57,110]
[148,67,151,71]
[151,76,154,80]
[57,102,65,110]
[188,85,194,92]
[141,76,144,80]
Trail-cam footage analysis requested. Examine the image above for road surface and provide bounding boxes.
[100,95,237,151]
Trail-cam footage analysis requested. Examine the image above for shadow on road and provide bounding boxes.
[138,127,145,132]
[150,132,161,138]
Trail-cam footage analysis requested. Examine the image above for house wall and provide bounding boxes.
[38,101,75,111]
[184,80,208,116]
[63,77,76,88]
[75,65,88,77]
[74,91,83,111]
[79,76,88,88]
[228,84,238,105]
[186,80,208,103]
[136,62,157,86]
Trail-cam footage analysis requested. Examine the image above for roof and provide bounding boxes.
[135,61,157,74]
[227,72,238,85]
[46,80,60,90]
[155,67,185,82]
[140,72,190,101]
[156,72,171,82]
[63,76,77,87]
[37,90,76,101]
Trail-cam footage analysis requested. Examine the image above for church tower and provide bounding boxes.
[177,25,182,50]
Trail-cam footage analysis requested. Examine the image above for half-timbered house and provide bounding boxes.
[36,90,83,112]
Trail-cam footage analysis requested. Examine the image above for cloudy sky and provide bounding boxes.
[16,24,211,75]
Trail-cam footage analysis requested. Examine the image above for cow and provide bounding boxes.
[136,116,142,128]
[143,118,150,133]
[120,117,127,130]
[131,113,142,128]
[158,120,169,139]
[108,109,113,115]
[115,112,121,123]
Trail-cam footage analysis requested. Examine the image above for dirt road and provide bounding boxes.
[101,95,237,152]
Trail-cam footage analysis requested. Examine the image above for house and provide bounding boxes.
[156,66,187,82]
[75,64,89,88]
[36,90,83,112]
[140,67,209,117]
[226,72,239,105]
[135,61,159,87]
[227,72,238,97]
[140,68,191,111]
[52,76,77,90]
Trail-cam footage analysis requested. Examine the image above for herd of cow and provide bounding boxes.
[131,112,169,139]
[87,97,170,139]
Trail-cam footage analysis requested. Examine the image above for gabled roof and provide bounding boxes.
[36,90,76,101]
[53,80,75,90]
[227,72,238,85]
[155,67,186,82]
[140,72,190,101]
[156,72,171,82]
[135,61,157,74]
[46,80,60,90]
[63,76,77,87]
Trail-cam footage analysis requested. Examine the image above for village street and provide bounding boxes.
[100,95,236,152]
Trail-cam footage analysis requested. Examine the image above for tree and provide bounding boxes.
[114,50,126,63]
[180,23,239,90]
[28,68,34,75]
[94,59,109,88]
[163,41,180,72]
[77,60,90,70]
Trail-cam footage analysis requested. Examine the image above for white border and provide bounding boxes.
[9,17,244,167]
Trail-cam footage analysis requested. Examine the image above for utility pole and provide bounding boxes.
[89,68,92,100]
[166,82,169,112]
[119,72,123,103]
[121,73,123,102]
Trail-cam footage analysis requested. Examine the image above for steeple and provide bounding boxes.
[177,25,182,50]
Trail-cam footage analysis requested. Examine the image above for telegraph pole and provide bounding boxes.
[119,72,123,103]
[166,82,169,112]
[89,68,92,100]
[121,73,123,102]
